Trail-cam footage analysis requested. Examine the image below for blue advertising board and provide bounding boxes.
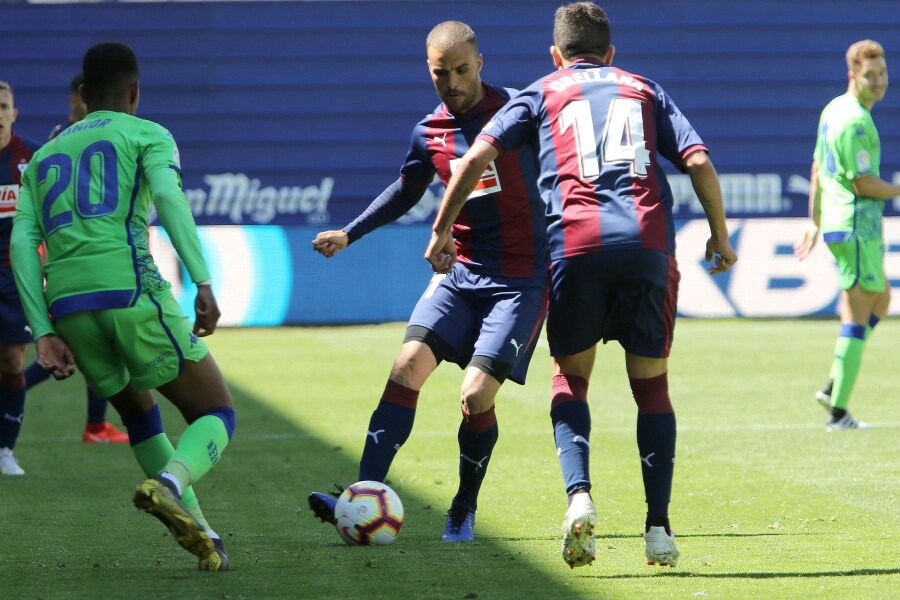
[3,0,898,228]
[3,1,899,323]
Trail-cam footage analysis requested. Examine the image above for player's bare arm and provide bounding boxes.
[851,174,900,200]
[794,159,822,260]
[684,151,737,274]
[312,230,349,258]
[35,334,75,380]
[425,140,499,272]
[193,284,221,337]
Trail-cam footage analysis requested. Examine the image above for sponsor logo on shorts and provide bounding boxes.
[142,350,174,371]
[189,333,198,348]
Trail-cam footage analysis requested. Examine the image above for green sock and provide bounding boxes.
[162,415,230,493]
[131,432,175,476]
[180,488,212,533]
[829,317,877,383]
[831,335,865,411]
[131,433,211,531]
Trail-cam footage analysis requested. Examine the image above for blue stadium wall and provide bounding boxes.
[3,0,899,324]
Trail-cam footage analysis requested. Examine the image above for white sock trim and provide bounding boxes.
[159,471,183,497]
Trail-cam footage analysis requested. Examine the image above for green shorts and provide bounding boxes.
[55,289,208,398]
[826,237,885,292]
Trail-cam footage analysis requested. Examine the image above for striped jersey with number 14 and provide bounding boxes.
[479,62,707,261]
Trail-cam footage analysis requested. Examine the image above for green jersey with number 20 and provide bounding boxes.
[11,110,210,339]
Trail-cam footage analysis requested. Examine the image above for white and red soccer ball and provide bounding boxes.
[335,481,405,545]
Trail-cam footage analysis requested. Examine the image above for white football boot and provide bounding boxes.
[561,492,596,568]
[0,447,25,476]
[826,413,871,431]
[644,525,679,567]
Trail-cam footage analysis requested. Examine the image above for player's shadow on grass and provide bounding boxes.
[217,380,597,599]
[674,532,825,538]
[592,567,900,579]
[496,531,823,542]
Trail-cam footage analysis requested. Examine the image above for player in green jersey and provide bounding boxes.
[794,40,900,431]
[10,42,236,570]
[21,72,130,446]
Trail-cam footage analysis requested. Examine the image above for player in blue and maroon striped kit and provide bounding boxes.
[309,21,548,542]
[0,81,41,475]
[427,3,737,568]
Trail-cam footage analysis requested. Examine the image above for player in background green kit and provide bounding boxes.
[794,39,900,431]
[10,42,236,571]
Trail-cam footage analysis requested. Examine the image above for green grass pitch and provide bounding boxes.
[1,319,898,599]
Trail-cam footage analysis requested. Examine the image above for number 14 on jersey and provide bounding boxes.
[559,98,651,180]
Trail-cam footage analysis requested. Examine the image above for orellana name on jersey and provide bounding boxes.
[449,157,501,200]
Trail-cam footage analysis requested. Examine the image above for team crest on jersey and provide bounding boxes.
[165,130,182,168]
[17,160,28,176]
[450,158,502,199]
[856,150,870,173]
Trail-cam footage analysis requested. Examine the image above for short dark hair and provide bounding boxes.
[553,2,611,61]
[426,21,478,54]
[82,42,139,100]
[70,73,84,94]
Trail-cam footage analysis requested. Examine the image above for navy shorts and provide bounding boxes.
[546,249,679,358]
[0,264,33,344]
[406,264,547,385]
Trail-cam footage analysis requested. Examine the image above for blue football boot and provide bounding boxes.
[308,485,343,525]
[441,505,476,542]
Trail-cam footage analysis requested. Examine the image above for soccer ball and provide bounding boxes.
[334,481,405,545]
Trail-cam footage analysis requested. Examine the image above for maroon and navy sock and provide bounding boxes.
[24,361,51,389]
[358,380,418,482]
[452,405,498,512]
[86,386,107,426]
[0,372,26,450]
[630,372,676,529]
[550,374,592,495]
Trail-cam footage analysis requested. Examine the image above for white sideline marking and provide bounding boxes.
[677,421,900,433]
